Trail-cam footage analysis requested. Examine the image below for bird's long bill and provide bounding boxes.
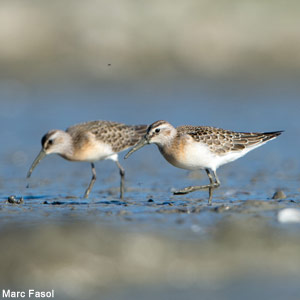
[124,137,148,159]
[26,149,46,178]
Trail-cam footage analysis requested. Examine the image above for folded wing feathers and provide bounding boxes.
[183,126,282,154]
[231,131,283,151]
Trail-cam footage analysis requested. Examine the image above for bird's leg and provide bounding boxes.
[84,163,96,198]
[212,170,220,186]
[206,168,214,205]
[173,168,220,205]
[115,160,125,199]
[206,169,221,205]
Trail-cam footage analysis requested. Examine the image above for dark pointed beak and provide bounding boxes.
[27,149,46,178]
[124,136,148,159]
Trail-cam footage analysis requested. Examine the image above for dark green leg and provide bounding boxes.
[84,162,96,198]
[116,161,125,199]
[173,168,220,205]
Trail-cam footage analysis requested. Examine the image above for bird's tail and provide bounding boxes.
[261,130,284,142]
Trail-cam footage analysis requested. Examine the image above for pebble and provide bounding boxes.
[7,195,24,204]
[272,189,286,199]
[278,208,300,223]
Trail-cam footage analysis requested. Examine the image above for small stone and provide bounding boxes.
[272,189,286,199]
[7,195,24,204]
[278,208,300,223]
[147,198,154,203]
[7,195,16,203]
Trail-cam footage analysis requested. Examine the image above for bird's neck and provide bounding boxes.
[57,133,75,161]
[156,129,178,152]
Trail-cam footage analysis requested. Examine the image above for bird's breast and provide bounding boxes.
[69,139,115,162]
[158,136,219,170]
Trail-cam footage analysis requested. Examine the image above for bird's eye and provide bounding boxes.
[155,128,160,133]
[48,139,53,145]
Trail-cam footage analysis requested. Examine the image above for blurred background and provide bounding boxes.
[1,0,300,82]
[0,1,300,299]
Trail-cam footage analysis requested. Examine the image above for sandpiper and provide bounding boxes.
[125,120,283,204]
[27,121,147,199]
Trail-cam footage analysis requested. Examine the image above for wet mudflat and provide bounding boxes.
[1,193,300,300]
[0,81,300,299]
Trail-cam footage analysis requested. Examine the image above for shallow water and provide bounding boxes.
[0,79,300,299]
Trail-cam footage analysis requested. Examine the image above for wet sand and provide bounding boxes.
[0,82,299,299]
[1,194,300,300]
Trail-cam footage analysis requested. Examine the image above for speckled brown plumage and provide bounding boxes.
[67,121,147,153]
[176,126,283,154]
[147,121,282,155]
[30,120,147,199]
[124,119,283,204]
